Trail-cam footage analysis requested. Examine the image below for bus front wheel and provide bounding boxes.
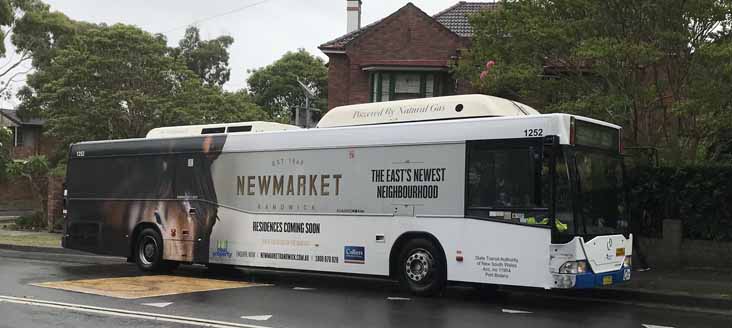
[398,238,446,296]
[134,228,177,273]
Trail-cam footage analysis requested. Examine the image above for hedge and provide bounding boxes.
[628,165,732,241]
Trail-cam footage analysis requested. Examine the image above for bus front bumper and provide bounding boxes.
[552,266,632,289]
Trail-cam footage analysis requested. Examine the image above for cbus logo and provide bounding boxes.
[212,240,232,258]
[344,246,365,264]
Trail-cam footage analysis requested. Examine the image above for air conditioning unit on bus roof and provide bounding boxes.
[145,95,539,138]
[146,121,301,139]
[316,94,540,128]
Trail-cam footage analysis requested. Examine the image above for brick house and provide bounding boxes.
[0,108,52,159]
[319,1,496,110]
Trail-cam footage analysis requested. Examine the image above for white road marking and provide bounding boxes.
[642,325,675,328]
[241,315,272,321]
[0,295,273,328]
[292,287,315,291]
[502,309,532,314]
[142,302,173,308]
[386,297,411,301]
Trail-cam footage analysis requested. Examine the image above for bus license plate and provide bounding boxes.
[602,276,613,285]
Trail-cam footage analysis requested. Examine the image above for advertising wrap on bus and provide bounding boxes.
[206,143,464,272]
[63,102,632,294]
[212,144,465,216]
[205,142,555,288]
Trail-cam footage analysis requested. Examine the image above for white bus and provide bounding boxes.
[63,94,632,295]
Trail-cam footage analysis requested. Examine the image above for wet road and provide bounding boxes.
[0,249,729,328]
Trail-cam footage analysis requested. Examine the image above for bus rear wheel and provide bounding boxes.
[135,228,177,273]
[398,238,446,296]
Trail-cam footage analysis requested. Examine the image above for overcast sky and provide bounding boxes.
[36,0,464,93]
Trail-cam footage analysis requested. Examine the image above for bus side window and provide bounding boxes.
[466,146,537,209]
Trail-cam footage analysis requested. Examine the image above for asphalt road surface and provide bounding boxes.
[0,249,729,328]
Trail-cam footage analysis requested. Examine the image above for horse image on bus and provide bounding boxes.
[63,94,632,295]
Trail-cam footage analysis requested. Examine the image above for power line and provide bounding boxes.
[162,0,273,34]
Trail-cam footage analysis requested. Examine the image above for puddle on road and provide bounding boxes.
[31,275,270,299]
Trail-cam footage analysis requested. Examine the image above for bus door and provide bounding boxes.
[173,153,220,263]
[169,154,204,262]
[465,138,549,225]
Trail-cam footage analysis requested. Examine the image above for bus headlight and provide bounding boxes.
[623,256,632,268]
[559,260,589,274]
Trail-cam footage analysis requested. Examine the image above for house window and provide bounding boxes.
[369,72,446,102]
[13,127,23,147]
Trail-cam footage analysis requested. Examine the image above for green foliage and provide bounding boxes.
[6,155,50,224]
[17,23,268,158]
[0,126,11,181]
[0,1,12,51]
[0,0,79,99]
[9,0,80,65]
[629,165,732,241]
[6,155,50,181]
[171,26,234,87]
[247,49,327,118]
[458,0,732,164]
[49,163,66,177]
[14,210,45,229]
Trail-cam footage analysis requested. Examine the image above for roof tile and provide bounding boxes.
[319,1,497,51]
[433,2,498,37]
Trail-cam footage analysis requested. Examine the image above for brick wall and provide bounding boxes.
[0,177,35,208]
[327,55,351,110]
[11,145,37,159]
[47,175,64,230]
[324,4,470,110]
[637,220,732,269]
[681,240,732,268]
[39,134,59,159]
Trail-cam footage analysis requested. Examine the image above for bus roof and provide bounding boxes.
[146,121,300,139]
[316,94,541,128]
[71,113,621,158]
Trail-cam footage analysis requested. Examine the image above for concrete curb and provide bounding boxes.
[0,243,85,255]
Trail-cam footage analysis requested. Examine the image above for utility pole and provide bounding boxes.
[297,78,316,128]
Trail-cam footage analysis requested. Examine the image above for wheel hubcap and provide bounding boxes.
[139,236,157,265]
[405,249,433,283]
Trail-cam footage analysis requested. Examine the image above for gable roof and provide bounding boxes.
[319,1,497,52]
[434,2,498,37]
[0,109,45,126]
[318,15,388,52]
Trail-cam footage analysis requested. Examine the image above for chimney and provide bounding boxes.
[346,0,362,33]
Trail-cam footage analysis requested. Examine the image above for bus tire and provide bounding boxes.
[134,228,174,273]
[398,238,446,296]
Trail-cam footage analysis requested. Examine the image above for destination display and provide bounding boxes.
[574,119,619,151]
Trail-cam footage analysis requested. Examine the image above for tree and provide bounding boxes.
[456,0,732,164]
[247,49,327,118]
[171,26,234,87]
[0,0,77,99]
[17,23,267,159]
[0,126,11,181]
[5,155,49,229]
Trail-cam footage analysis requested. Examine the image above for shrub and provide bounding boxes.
[629,165,732,241]
[14,211,47,230]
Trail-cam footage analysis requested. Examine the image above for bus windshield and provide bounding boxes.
[574,150,627,236]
